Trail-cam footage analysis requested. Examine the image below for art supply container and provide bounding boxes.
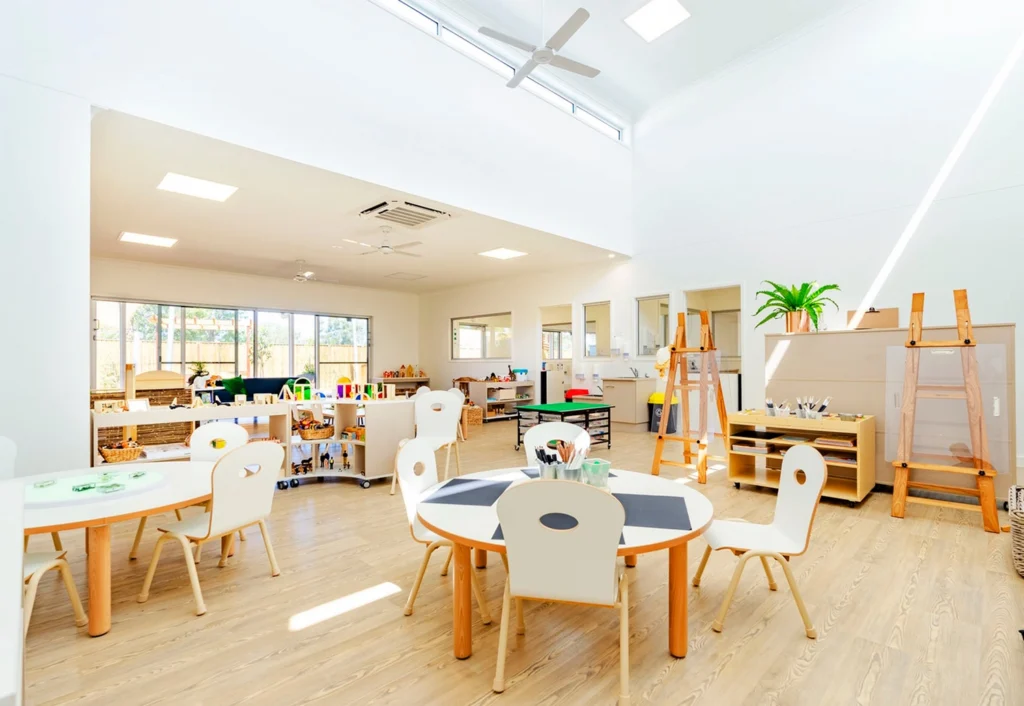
[540,462,561,480]
[557,464,582,482]
[582,459,611,489]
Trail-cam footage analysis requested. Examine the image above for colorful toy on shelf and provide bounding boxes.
[342,446,350,470]
[319,451,331,468]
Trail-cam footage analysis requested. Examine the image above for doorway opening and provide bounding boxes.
[540,305,573,404]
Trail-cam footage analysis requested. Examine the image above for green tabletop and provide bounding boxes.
[516,402,613,413]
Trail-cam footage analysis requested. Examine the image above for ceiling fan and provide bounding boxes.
[292,260,315,283]
[344,226,422,258]
[480,7,600,88]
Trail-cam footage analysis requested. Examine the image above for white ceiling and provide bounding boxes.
[91,111,620,293]
[428,0,862,120]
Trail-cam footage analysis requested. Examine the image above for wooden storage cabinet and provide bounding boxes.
[601,377,657,424]
[726,411,876,504]
[468,380,535,421]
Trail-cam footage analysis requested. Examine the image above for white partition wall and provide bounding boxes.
[0,77,91,475]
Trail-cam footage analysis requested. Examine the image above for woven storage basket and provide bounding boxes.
[298,426,334,441]
[464,405,483,426]
[99,446,144,463]
[1011,511,1024,579]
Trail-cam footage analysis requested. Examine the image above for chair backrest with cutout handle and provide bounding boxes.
[771,444,827,554]
[188,422,249,462]
[395,438,441,542]
[498,480,624,606]
[414,390,461,440]
[206,442,285,538]
[522,422,591,467]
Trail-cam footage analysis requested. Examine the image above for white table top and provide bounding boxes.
[21,461,215,533]
[417,468,713,556]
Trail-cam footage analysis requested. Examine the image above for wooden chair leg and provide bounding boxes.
[129,517,147,561]
[492,578,512,693]
[23,535,28,552]
[441,546,453,576]
[443,444,452,481]
[23,568,48,637]
[470,566,492,624]
[453,441,462,477]
[175,509,183,522]
[56,560,87,627]
[218,534,236,568]
[172,534,206,616]
[692,545,712,587]
[137,533,170,603]
[759,556,778,591]
[404,541,442,616]
[771,552,816,638]
[51,532,63,551]
[390,465,399,496]
[257,520,280,577]
[618,574,630,706]
[238,529,247,542]
[712,552,754,633]
[194,541,203,564]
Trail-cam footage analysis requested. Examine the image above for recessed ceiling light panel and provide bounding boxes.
[157,172,238,202]
[119,231,177,248]
[479,248,527,260]
[624,0,690,43]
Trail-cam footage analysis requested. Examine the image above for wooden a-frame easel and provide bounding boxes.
[891,289,1001,533]
[651,311,728,483]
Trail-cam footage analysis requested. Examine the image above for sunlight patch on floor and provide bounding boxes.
[288,582,401,631]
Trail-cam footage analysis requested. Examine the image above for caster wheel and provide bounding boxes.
[515,445,520,452]
[289,478,300,488]
[734,482,740,489]
[319,477,325,483]
[848,501,856,508]
[1004,501,1010,511]
[276,481,287,490]
[360,480,372,489]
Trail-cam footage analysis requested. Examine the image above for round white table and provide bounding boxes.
[417,468,714,659]
[22,461,215,636]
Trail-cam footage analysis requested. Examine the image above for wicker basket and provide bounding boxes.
[99,446,144,464]
[298,426,334,441]
[463,405,483,426]
[1011,511,1024,579]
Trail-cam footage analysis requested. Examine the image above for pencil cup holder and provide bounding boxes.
[582,459,611,489]
[796,408,806,418]
[539,462,560,480]
[557,464,581,482]
[766,407,776,417]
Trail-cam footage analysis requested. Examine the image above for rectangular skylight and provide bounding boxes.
[574,107,622,140]
[624,0,691,43]
[157,172,238,202]
[441,27,514,79]
[376,0,438,35]
[523,79,574,113]
[119,232,177,248]
[479,248,527,260]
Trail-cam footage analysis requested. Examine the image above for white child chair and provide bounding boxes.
[138,442,284,616]
[3,436,64,553]
[128,421,250,561]
[691,444,826,638]
[395,438,491,623]
[521,422,591,467]
[493,480,630,705]
[391,389,463,495]
[3,436,87,636]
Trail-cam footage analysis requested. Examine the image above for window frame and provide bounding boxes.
[450,312,513,362]
[90,297,373,390]
[635,294,671,358]
[582,301,611,359]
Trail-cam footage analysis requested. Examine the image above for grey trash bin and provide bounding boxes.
[648,403,678,434]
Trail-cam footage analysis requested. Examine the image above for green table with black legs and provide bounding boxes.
[514,402,614,451]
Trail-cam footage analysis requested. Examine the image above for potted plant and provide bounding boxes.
[754,281,840,332]
[188,361,210,387]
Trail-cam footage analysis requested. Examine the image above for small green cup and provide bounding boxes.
[582,458,611,489]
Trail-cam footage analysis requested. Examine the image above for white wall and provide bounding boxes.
[0,77,91,476]
[633,0,1024,457]
[0,0,631,253]
[91,259,420,375]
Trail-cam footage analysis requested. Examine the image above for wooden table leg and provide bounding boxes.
[453,543,473,659]
[625,554,638,567]
[87,525,112,637]
[668,542,688,658]
[474,548,487,569]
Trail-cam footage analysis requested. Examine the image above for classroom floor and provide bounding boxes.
[24,421,1024,705]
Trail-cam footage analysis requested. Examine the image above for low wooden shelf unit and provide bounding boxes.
[726,411,876,505]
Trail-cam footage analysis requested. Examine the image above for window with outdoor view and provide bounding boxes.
[451,313,512,360]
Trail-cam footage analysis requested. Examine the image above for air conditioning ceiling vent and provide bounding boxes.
[359,200,451,229]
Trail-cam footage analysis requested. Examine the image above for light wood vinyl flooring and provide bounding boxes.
[24,422,1024,705]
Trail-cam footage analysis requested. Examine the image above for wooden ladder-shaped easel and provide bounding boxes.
[891,289,1000,533]
[651,312,728,483]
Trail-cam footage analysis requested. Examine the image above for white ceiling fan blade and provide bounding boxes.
[507,60,538,88]
[545,8,589,51]
[478,27,536,54]
[548,55,600,78]
[394,250,422,258]
[393,241,422,251]
[359,250,379,256]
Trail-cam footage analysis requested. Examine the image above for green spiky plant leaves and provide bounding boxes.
[753,281,840,330]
